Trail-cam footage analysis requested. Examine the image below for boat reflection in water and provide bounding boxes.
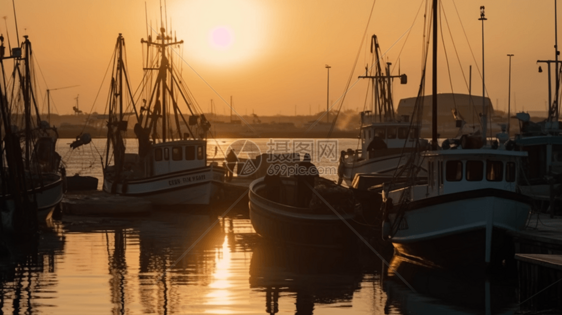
[249,241,362,314]
[0,227,65,313]
[384,255,518,314]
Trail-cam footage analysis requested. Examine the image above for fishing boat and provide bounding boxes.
[338,35,426,186]
[249,176,358,248]
[513,3,562,213]
[514,113,562,207]
[382,3,531,268]
[101,32,225,206]
[0,34,65,230]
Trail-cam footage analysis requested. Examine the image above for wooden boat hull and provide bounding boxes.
[0,174,64,231]
[35,175,64,222]
[103,166,225,206]
[389,189,531,267]
[248,177,356,248]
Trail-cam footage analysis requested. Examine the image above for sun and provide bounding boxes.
[171,0,267,66]
[210,26,234,50]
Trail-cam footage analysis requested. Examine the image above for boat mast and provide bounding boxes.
[479,7,487,144]
[358,35,406,122]
[550,0,560,122]
[431,0,438,150]
[140,27,184,143]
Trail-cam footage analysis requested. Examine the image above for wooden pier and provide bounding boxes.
[509,214,562,313]
[515,254,562,312]
[509,213,562,255]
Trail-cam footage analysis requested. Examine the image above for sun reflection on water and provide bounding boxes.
[205,235,233,308]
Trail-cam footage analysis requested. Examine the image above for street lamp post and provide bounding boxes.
[507,54,514,135]
[325,64,331,123]
[479,6,487,143]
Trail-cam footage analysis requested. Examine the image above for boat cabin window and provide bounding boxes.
[185,146,195,160]
[172,146,183,161]
[398,127,409,139]
[374,128,386,139]
[155,148,163,161]
[387,127,397,139]
[486,160,503,182]
[445,160,463,181]
[197,146,204,160]
[506,162,516,182]
[466,160,483,181]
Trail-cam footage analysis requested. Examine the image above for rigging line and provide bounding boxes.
[312,16,420,135]
[304,181,416,293]
[167,45,257,135]
[328,0,378,138]
[390,0,426,75]
[390,3,432,182]
[441,1,485,132]
[441,2,468,92]
[80,42,121,136]
[31,53,53,116]
[439,3,458,112]
[451,0,486,96]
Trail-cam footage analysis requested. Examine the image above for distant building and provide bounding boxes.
[396,93,493,121]
[396,93,495,138]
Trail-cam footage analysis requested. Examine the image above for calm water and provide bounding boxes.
[0,138,520,314]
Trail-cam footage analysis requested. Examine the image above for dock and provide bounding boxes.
[62,190,152,216]
[515,254,562,312]
[509,213,562,254]
[509,214,562,313]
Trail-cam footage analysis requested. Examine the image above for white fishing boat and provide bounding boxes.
[514,117,562,204]
[382,3,531,268]
[338,35,426,186]
[101,33,225,206]
[509,3,562,214]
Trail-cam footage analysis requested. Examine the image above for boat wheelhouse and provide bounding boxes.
[340,112,422,184]
[338,35,426,185]
[385,147,530,267]
[514,116,562,212]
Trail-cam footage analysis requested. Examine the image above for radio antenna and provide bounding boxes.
[11,0,19,46]
[159,0,163,29]
[145,2,149,39]
[164,0,168,34]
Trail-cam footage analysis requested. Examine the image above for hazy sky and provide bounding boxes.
[0,0,558,118]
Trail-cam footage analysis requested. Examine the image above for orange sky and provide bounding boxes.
[0,0,557,118]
